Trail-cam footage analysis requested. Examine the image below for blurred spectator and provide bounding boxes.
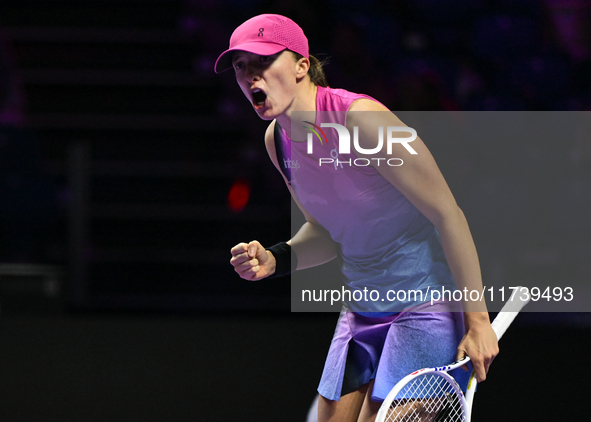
[454,58,487,107]
[545,0,591,63]
[394,65,460,111]
[324,20,396,107]
[0,29,58,263]
[179,0,236,77]
[0,29,25,126]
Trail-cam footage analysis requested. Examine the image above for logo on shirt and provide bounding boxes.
[283,158,300,169]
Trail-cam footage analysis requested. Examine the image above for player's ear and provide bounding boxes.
[295,57,310,79]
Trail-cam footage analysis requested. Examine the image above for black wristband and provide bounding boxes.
[266,242,298,278]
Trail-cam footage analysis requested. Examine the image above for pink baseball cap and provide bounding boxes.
[214,14,309,73]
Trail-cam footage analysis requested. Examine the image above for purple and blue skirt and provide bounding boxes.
[318,300,472,402]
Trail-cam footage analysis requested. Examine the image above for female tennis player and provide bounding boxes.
[220,14,498,422]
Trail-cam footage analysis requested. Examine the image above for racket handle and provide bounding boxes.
[490,287,530,341]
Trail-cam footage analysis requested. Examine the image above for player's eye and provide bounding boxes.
[233,61,245,70]
[259,53,280,65]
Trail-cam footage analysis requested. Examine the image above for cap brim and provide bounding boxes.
[214,42,287,73]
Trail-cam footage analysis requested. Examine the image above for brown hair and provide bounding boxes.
[292,52,328,87]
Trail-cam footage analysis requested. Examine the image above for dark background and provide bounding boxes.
[0,0,589,420]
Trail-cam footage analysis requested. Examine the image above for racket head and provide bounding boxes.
[376,369,468,422]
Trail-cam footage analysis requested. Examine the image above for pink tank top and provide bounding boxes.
[274,86,455,313]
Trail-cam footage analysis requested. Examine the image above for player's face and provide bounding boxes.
[232,50,300,120]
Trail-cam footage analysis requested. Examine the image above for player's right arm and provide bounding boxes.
[264,120,337,270]
[229,120,337,281]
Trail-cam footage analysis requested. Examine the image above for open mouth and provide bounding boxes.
[252,89,267,107]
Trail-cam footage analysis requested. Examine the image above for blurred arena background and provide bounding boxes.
[0,0,589,420]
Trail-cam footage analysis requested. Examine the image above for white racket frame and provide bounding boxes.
[375,288,530,422]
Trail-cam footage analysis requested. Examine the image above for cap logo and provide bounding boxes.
[258,28,264,37]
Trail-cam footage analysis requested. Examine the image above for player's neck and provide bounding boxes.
[277,82,317,139]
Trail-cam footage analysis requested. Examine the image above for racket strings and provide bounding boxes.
[384,374,465,422]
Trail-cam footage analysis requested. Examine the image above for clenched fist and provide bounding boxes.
[230,240,276,281]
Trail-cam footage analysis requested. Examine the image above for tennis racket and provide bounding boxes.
[375,289,530,422]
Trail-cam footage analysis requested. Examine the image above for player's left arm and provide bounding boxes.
[347,99,498,382]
